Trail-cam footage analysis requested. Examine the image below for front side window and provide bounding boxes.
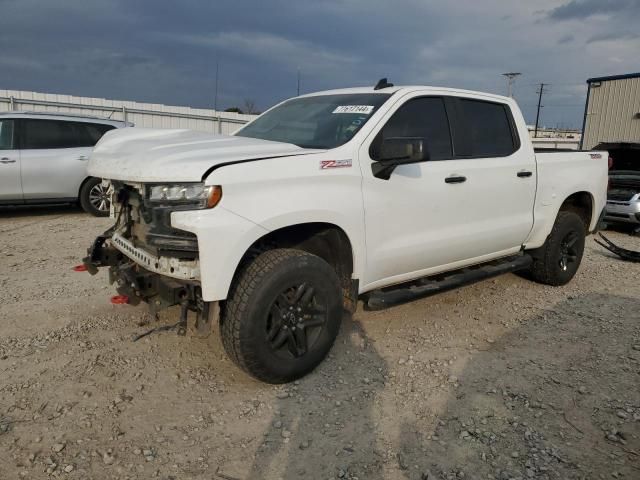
[236,93,391,149]
[458,99,517,157]
[22,119,82,149]
[0,119,15,150]
[370,97,452,160]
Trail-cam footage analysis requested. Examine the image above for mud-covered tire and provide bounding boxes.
[79,177,110,217]
[527,211,586,286]
[220,249,343,383]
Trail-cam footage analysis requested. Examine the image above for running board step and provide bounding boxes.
[364,254,533,311]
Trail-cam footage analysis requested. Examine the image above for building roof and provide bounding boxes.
[587,72,640,83]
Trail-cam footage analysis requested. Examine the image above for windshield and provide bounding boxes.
[235,93,392,149]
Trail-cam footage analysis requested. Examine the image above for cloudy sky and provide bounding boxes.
[1,0,638,128]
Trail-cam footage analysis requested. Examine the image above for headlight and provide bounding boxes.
[147,183,222,209]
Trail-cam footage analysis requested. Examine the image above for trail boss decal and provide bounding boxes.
[332,105,375,114]
[320,159,352,169]
[589,153,602,159]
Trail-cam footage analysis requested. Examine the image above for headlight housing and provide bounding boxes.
[147,183,222,209]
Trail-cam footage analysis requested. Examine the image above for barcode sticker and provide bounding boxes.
[332,105,374,114]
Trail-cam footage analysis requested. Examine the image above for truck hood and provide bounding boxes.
[87,128,319,182]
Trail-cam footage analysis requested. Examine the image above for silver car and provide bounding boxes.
[599,142,640,229]
[0,112,128,216]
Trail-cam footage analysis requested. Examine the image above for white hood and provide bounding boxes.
[88,128,318,182]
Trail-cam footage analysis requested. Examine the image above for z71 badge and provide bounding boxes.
[320,159,352,169]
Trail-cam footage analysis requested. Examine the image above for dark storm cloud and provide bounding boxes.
[558,34,574,44]
[587,32,640,44]
[547,0,639,20]
[1,1,638,128]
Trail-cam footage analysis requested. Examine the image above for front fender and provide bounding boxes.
[172,207,366,301]
[171,207,268,301]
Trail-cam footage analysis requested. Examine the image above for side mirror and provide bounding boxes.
[372,137,430,179]
[379,137,429,162]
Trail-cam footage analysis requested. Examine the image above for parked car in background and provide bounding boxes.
[0,112,129,216]
[599,142,640,230]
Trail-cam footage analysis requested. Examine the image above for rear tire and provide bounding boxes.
[80,178,110,217]
[527,211,586,286]
[221,249,343,383]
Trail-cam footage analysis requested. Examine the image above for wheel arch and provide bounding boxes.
[558,191,594,232]
[231,222,358,312]
[525,188,598,250]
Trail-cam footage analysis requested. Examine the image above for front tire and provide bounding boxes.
[528,211,586,286]
[80,178,110,217]
[221,249,343,383]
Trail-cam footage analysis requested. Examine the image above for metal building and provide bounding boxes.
[581,72,640,150]
[0,89,257,135]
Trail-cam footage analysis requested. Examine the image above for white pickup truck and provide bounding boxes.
[83,80,608,383]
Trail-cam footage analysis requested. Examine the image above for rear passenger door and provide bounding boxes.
[444,97,536,258]
[19,119,113,200]
[359,93,536,289]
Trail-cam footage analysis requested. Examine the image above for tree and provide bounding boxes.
[243,99,258,115]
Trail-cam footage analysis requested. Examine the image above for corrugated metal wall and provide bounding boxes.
[0,90,257,135]
[583,76,640,149]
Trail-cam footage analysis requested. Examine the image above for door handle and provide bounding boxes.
[517,170,533,178]
[445,175,467,184]
[77,155,89,161]
[0,157,16,164]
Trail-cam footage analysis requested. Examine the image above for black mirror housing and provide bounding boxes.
[372,136,430,179]
[378,137,429,163]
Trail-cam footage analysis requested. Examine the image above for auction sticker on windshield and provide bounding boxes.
[332,105,375,114]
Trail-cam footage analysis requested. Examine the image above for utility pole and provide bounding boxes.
[214,60,220,112]
[296,68,301,96]
[534,83,548,138]
[501,72,521,97]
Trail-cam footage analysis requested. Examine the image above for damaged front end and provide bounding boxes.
[82,181,216,335]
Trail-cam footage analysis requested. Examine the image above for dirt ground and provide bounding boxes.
[1,206,639,480]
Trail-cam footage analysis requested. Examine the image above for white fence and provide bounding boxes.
[530,137,581,150]
[0,89,257,135]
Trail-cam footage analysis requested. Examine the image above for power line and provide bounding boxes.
[534,83,549,138]
[213,60,220,112]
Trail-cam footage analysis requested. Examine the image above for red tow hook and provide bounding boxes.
[72,264,88,272]
[110,295,130,305]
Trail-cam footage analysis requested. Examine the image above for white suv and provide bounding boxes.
[0,112,128,216]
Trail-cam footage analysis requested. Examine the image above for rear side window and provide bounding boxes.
[371,97,452,160]
[0,119,15,149]
[21,119,115,149]
[457,99,518,157]
[22,119,82,149]
[74,122,115,146]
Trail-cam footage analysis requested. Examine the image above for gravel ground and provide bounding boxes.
[1,206,639,480]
